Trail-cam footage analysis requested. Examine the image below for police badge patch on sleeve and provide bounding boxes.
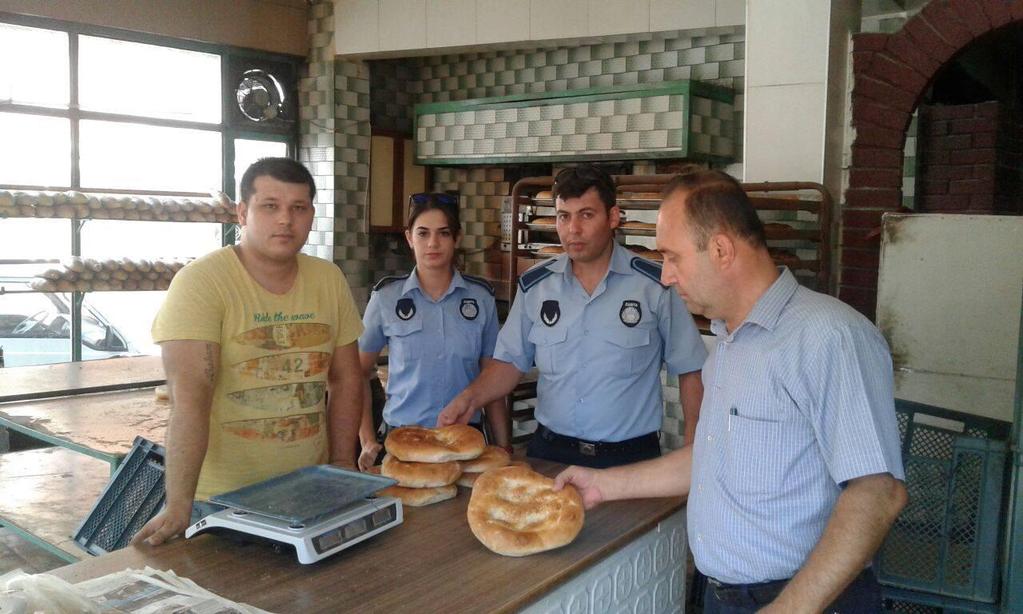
[460,297,479,320]
[620,300,642,327]
[540,300,560,326]
[396,297,416,320]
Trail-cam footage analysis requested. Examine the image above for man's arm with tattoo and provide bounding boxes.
[132,340,220,546]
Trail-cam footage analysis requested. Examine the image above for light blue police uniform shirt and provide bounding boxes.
[494,242,707,442]
[688,268,905,584]
[360,269,498,428]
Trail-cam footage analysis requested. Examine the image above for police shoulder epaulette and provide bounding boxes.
[372,274,410,292]
[630,256,667,288]
[517,259,556,293]
[462,273,495,296]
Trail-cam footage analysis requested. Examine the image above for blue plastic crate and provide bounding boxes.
[878,400,1010,603]
[73,436,165,555]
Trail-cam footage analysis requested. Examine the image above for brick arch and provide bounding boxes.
[843,0,1023,319]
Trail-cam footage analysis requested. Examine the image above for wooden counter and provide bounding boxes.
[0,355,164,403]
[0,447,110,561]
[52,460,684,613]
[0,388,168,466]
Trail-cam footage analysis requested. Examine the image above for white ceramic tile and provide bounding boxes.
[427,0,477,48]
[379,0,428,51]
[746,0,829,86]
[715,0,746,26]
[476,0,529,43]
[743,83,826,182]
[650,0,714,31]
[530,0,588,41]
[588,0,649,36]
[334,0,379,54]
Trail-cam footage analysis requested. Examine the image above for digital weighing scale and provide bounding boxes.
[185,465,403,564]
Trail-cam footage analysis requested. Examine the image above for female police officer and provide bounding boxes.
[357,193,510,469]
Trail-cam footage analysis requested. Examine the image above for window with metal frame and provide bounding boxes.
[0,13,299,366]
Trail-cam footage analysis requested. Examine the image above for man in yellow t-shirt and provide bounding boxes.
[133,158,364,546]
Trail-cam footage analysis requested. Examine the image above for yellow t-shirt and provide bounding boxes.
[151,247,363,501]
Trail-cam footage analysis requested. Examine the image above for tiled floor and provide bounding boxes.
[0,526,68,576]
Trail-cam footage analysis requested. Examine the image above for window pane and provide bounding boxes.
[0,113,71,186]
[82,292,162,359]
[0,218,69,261]
[79,36,221,123]
[234,139,288,198]
[0,288,72,366]
[80,220,221,260]
[0,24,69,108]
[79,120,222,192]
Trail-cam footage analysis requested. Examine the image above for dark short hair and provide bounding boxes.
[239,158,316,203]
[407,192,462,236]
[661,169,766,250]
[552,165,616,211]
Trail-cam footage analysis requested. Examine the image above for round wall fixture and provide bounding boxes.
[235,69,285,122]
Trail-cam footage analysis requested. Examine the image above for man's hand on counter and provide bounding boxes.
[553,466,607,510]
[131,502,192,547]
[358,438,382,472]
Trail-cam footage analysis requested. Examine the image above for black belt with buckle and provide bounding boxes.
[534,424,659,457]
[707,576,789,606]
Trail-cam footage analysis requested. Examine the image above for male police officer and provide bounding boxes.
[439,165,706,467]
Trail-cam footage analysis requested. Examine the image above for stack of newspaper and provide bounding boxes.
[0,566,270,614]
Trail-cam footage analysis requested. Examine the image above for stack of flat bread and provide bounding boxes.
[377,425,485,507]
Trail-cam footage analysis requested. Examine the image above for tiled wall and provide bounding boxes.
[414,90,735,164]
[860,0,928,34]
[370,27,745,138]
[298,0,336,262]
[432,167,510,281]
[301,1,373,306]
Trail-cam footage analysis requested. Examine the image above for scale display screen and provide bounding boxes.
[312,502,398,555]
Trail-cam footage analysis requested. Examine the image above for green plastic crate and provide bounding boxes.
[878,400,1010,603]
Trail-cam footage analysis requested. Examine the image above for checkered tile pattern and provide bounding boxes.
[689,95,737,159]
[300,1,373,307]
[858,3,921,210]
[903,111,918,209]
[860,0,925,34]
[414,93,715,163]
[431,167,509,281]
[370,26,745,140]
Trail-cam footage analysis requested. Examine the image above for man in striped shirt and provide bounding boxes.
[556,169,907,613]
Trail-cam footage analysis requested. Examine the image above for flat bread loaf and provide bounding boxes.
[467,465,584,557]
[458,460,530,489]
[379,483,457,507]
[457,472,481,488]
[460,446,510,473]
[382,453,462,488]
[385,425,486,463]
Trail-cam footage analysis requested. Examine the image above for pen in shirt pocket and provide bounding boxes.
[728,407,737,431]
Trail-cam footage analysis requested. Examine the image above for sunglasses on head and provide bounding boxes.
[410,192,458,206]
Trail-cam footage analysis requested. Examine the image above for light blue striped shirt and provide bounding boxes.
[688,268,905,584]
